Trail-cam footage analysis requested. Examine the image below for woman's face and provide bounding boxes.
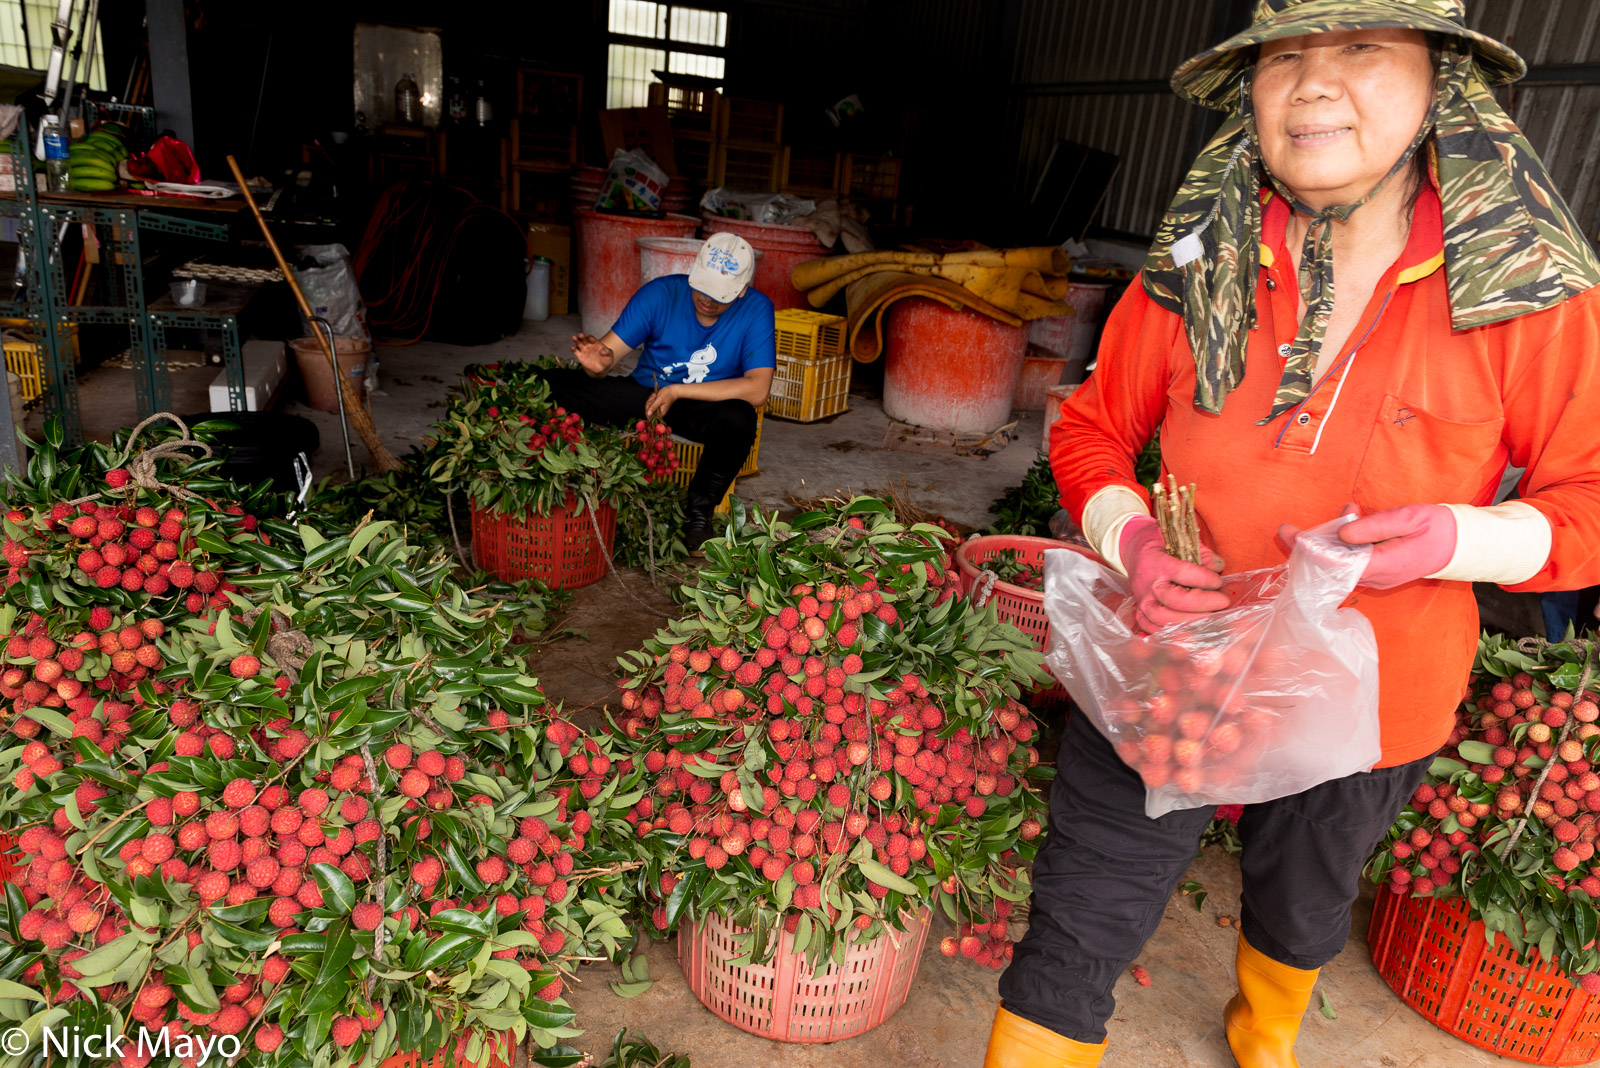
[1253,28,1434,210]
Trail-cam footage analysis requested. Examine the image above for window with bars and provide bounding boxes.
[0,2,105,90]
[606,1,727,109]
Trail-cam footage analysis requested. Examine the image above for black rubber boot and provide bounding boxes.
[683,493,718,556]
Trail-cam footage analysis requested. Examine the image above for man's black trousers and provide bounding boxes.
[997,708,1433,1042]
[539,368,757,504]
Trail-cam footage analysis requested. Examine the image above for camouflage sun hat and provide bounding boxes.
[1173,0,1525,110]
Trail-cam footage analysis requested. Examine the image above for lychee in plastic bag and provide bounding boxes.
[1042,517,1381,818]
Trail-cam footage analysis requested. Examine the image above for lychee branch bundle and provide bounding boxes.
[1370,633,1600,985]
[1151,475,1201,566]
[600,498,1052,972]
[0,423,638,1068]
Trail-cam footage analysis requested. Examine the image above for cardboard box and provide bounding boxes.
[598,106,678,176]
[208,339,288,412]
[527,223,571,317]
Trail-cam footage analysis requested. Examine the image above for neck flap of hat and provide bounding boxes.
[1142,40,1600,422]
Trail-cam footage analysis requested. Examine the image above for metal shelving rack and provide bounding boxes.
[0,115,244,448]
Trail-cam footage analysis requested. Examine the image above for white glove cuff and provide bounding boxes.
[1426,501,1552,585]
[1081,485,1150,577]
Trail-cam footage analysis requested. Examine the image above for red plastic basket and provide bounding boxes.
[469,498,616,589]
[1368,888,1600,1064]
[679,908,931,1042]
[377,1030,514,1068]
[955,535,1101,707]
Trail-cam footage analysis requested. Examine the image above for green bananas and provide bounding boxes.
[67,126,130,192]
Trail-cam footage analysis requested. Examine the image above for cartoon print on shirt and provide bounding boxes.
[662,344,718,383]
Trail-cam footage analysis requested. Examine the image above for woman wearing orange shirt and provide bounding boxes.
[986,1,1600,1066]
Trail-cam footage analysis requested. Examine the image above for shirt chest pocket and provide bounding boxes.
[1350,392,1507,511]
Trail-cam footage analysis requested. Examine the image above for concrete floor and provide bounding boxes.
[40,315,1548,1067]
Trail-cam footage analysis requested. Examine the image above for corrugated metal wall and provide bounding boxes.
[896,0,1600,242]
[1004,0,1236,238]
[1467,0,1600,238]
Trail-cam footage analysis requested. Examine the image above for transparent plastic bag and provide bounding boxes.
[293,244,371,345]
[1042,517,1381,818]
[595,148,669,212]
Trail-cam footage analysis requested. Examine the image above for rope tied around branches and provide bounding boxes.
[1497,636,1598,862]
[64,412,215,508]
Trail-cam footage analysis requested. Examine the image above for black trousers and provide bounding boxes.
[997,709,1433,1043]
[539,367,758,503]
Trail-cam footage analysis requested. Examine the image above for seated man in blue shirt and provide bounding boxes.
[548,232,775,554]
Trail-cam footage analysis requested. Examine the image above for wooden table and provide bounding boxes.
[0,186,275,214]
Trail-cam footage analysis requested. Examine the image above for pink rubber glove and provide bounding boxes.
[1337,504,1457,589]
[1277,504,1456,590]
[1119,516,1229,634]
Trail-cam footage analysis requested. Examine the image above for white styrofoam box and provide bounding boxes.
[208,339,289,412]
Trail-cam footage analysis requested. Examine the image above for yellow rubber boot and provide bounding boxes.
[983,1006,1107,1068]
[1223,935,1321,1068]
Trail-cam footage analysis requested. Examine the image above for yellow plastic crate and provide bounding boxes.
[769,309,849,423]
[1,321,79,401]
[671,409,762,492]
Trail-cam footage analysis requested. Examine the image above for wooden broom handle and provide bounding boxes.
[224,156,402,472]
[225,157,329,339]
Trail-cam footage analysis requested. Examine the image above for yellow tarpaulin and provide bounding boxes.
[792,245,1074,361]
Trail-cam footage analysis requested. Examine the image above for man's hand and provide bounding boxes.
[1120,516,1229,634]
[570,334,613,378]
[645,384,680,421]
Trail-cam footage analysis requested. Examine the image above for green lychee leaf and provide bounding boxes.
[310,863,357,915]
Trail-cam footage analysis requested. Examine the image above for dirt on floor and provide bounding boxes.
[560,845,1511,1068]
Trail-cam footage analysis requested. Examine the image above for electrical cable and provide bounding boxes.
[352,179,529,345]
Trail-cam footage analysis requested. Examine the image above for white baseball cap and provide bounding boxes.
[688,232,757,304]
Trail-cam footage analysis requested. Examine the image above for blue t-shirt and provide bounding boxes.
[613,275,777,388]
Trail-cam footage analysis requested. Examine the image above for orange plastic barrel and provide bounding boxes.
[1028,282,1112,364]
[1014,353,1068,410]
[638,236,764,288]
[883,298,1029,434]
[574,210,699,337]
[1041,382,1081,452]
[701,215,822,311]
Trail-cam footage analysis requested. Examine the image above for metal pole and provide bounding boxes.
[309,315,356,480]
[65,0,100,129]
[56,0,90,128]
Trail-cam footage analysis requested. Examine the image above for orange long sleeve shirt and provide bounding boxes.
[1050,186,1600,767]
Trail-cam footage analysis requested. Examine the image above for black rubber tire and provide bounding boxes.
[181,411,320,493]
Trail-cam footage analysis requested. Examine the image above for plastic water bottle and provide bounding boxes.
[524,258,550,321]
[41,116,69,193]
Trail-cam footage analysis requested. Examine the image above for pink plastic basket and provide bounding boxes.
[679,908,932,1042]
[956,535,1102,707]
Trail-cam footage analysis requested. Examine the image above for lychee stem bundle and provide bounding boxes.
[1152,475,1202,565]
